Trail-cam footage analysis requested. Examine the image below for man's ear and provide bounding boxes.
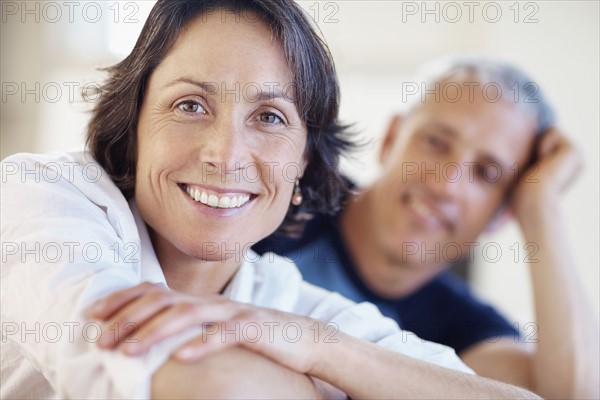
[485,204,512,233]
[380,114,403,164]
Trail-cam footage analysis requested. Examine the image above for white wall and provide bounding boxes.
[1,1,598,328]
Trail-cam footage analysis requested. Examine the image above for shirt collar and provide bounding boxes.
[129,200,169,287]
[220,250,258,304]
[128,199,258,300]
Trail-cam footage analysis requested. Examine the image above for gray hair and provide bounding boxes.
[402,55,555,135]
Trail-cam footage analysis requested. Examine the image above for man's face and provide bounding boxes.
[370,85,537,267]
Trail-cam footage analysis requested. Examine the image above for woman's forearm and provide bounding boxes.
[91,282,541,398]
[310,332,541,399]
[152,347,339,399]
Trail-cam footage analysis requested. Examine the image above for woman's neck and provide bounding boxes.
[149,228,241,296]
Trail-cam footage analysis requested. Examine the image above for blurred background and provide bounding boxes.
[2,0,598,329]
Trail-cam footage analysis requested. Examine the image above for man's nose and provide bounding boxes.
[421,159,469,201]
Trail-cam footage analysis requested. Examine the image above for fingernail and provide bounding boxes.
[89,301,105,317]
[98,332,113,348]
[176,347,195,360]
[122,342,140,355]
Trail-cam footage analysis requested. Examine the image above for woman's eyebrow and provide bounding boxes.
[162,77,218,92]
[162,77,292,103]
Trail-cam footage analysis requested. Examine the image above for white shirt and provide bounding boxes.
[1,152,472,399]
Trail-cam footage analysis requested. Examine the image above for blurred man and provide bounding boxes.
[255,57,599,398]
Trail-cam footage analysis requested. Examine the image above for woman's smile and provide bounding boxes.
[179,182,257,215]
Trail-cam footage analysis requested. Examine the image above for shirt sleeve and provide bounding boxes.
[248,251,474,375]
[295,281,475,375]
[1,153,194,398]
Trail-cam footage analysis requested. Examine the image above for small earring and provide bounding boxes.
[291,179,303,206]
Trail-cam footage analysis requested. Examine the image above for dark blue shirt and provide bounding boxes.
[255,213,519,354]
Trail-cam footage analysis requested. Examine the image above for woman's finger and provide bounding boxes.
[88,281,159,320]
[97,288,174,349]
[121,298,252,354]
[174,322,238,363]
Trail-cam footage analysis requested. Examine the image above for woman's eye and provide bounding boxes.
[258,112,284,125]
[176,100,205,114]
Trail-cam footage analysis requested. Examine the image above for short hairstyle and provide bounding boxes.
[404,55,556,135]
[86,0,353,236]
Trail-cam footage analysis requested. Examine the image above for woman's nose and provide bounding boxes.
[199,117,248,178]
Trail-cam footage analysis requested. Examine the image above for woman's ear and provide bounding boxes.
[380,114,403,164]
[485,205,512,233]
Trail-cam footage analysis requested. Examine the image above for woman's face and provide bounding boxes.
[135,12,307,263]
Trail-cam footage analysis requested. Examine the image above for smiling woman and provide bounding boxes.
[1,0,541,399]
[131,11,310,282]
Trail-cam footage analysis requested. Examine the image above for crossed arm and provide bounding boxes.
[152,348,334,400]
[90,283,540,399]
[152,339,532,400]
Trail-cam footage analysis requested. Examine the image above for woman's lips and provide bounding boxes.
[181,184,253,209]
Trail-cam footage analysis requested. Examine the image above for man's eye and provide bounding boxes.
[427,135,447,150]
[477,164,496,184]
[258,112,283,124]
[177,100,205,114]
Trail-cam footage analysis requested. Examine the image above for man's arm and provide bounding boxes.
[462,129,599,398]
[519,201,599,398]
[459,203,599,398]
[460,339,532,389]
[514,129,598,398]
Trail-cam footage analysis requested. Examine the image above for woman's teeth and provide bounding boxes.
[185,185,251,209]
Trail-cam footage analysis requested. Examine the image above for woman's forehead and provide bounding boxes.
[154,11,293,87]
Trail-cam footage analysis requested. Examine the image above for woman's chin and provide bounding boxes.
[181,239,256,263]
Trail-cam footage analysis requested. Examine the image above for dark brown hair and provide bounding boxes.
[86,0,354,236]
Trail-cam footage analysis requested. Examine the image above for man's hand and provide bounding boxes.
[511,127,582,223]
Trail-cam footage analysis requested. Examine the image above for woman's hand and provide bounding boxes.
[88,282,339,376]
[87,282,541,399]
